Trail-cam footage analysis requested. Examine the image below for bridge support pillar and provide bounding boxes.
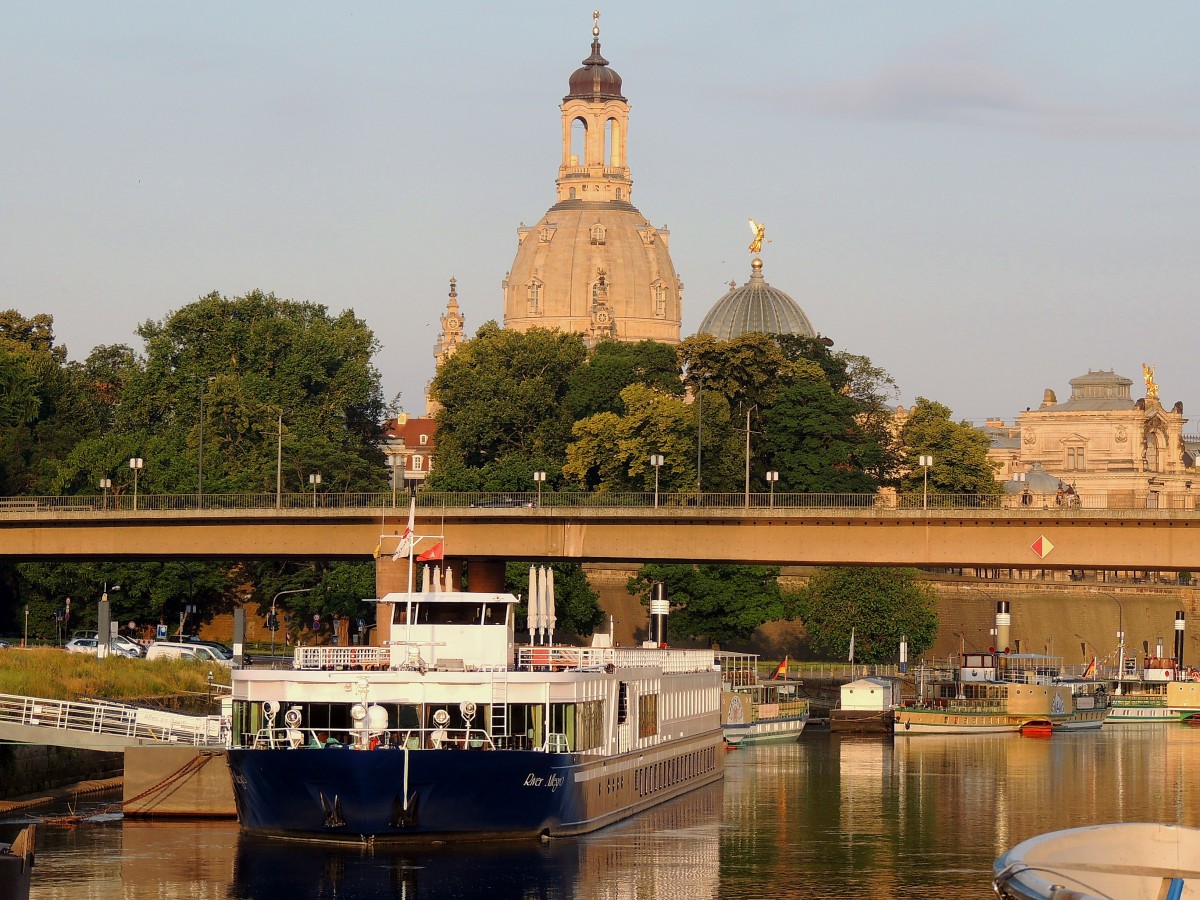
[467,559,506,592]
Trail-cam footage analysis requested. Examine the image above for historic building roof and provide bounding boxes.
[1039,369,1137,412]
[503,12,681,346]
[697,258,815,340]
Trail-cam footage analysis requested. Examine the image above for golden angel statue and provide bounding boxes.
[1142,363,1159,399]
[747,218,768,255]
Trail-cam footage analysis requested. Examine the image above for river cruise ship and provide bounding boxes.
[225,590,725,842]
[894,652,1109,736]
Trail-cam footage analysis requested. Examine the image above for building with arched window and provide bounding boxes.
[987,369,1198,509]
[501,14,682,347]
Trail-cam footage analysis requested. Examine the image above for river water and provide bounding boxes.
[7,725,1199,899]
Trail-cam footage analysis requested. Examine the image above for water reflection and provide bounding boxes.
[21,727,1200,900]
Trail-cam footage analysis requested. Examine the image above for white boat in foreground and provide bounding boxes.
[993,823,1200,899]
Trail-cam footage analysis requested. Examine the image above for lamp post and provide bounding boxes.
[23,604,29,649]
[695,375,704,496]
[129,458,144,510]
[275,411,283,509]
[390,452,399,508]
[197,376,215,508]
[743,406,755,509]
[649,455,664,508]
[533,471,546,508]
[918,455,933,511]
[766,471,779,507]
[309,473,322,507]
[99,477,112,511]
[270,587,314,660]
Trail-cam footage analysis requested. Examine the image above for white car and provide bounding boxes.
[63,637,140,658]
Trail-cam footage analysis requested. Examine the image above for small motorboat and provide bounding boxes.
[993,823,1200,899]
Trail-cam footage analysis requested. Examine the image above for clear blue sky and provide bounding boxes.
[4,2,1198,425]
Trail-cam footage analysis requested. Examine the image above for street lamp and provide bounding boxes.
[743,406,756,509]
[23,604,29,649]
[695,375,704,496]
[309,473,322,507]
[766,470,779,507]
[129,458,144,510]
[649,455,664,508]
[274,411,283,509]
[270,587,314,660]
[918,455,933,511]
[197,376,215,508]
[99,477,112,511]
[533,471,546,507]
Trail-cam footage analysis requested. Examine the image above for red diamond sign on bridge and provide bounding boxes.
[1030,535,1054,559]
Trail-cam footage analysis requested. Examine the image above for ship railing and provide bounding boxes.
[246,725,497,751]
[293,646,391,670]
[753,699,810,721]
[904,698,1008,713]
[516,646,718,675]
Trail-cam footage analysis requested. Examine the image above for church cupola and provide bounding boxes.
[557,11,632,206]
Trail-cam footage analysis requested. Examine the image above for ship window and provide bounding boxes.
[416,602,484,625]
[617,682,629,724]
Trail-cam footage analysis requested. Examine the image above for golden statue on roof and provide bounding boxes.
[747,218,768,255]
[1142,363,1159,399]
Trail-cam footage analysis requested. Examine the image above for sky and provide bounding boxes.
[4,2,1199,426]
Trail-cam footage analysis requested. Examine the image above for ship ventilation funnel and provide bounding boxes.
[1175,611,1186,669]
[995,601,1011,653]
[649,582,669,648]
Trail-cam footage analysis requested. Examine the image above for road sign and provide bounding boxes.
[1030,535,1054,559]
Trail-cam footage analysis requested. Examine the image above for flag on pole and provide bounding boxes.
[1083,657,1096,679]
[391,499,416,560]
[417,541,444,562]
[372,541,382,559]
[848,628,856,664]
[770,655,789,680]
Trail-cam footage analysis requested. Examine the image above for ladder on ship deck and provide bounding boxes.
[490,671,508,742]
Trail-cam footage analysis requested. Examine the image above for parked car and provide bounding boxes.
[73,631,145,658]
[63,637,140,658]
[145,641,232,667]
[0,638,11,649]
[184,637,251,666]
[469,496,536,508]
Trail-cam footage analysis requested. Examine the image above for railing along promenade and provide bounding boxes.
[1,489,1197,517]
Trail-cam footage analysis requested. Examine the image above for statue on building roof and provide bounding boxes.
[1142,363,1159,399]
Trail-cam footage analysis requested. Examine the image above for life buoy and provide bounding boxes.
[350,648,358,666]
[1166,670,1173,680]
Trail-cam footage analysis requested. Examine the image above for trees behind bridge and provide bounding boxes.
[1,297,389,641]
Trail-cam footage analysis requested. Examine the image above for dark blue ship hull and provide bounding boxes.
[229,747,588,841]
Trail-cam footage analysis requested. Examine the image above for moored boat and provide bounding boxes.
[993,823,1200,899]
[1104,657,1180,723]
[0,824,34,900]
[893,650,1108,736]
[718,653,809,746]
[225,589,725,842]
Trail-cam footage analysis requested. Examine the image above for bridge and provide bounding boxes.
[3,492,1200,571]
[0,692,223,751]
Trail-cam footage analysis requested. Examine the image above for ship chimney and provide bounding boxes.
[995,601,1011,653]
[649,582,669,648]
[1175,611,1186,669]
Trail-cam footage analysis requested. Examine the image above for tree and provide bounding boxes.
[564,339,682,421]
[679,332,819,414]
[504,562,604,637]
[798,567,938,664]
[761,373,890,493]
[627,564,799,647]
[564,384,737,493]
[899,398,1002,495]
[428,323,586,491]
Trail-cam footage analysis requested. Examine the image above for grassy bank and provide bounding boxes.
[0,648,231,701]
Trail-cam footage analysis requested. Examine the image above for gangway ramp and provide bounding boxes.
[0,693,225,751]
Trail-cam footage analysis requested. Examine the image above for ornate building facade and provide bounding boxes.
[987,368,1198,508]
[501,14,683,346]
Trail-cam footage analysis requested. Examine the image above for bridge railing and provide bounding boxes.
[0,490,1196,514]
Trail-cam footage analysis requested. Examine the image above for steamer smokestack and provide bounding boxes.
[995,601,1011,654]
[649,582,669,647]
[1175,611,1186,670]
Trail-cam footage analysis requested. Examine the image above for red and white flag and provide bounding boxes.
[391,499,416,560]
[417,541,444,562]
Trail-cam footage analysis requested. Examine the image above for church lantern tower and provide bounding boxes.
[503,11,682,346]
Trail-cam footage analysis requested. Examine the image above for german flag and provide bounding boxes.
[770,655,789,680]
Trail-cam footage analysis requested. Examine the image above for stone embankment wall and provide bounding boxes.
[584,565,1199,666]
[0,745,122,800]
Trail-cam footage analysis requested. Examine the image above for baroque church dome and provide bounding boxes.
[502,14,682,346]
[698,258,815,340]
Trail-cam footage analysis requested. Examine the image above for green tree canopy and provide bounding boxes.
[428,323,586,491]
[899,397,1002,495]
[627,564,799,647]
[798,567,939,664]
[564,339,683,421]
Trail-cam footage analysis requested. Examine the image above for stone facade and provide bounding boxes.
[502,19,682,346]
[987,369,1198,508]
